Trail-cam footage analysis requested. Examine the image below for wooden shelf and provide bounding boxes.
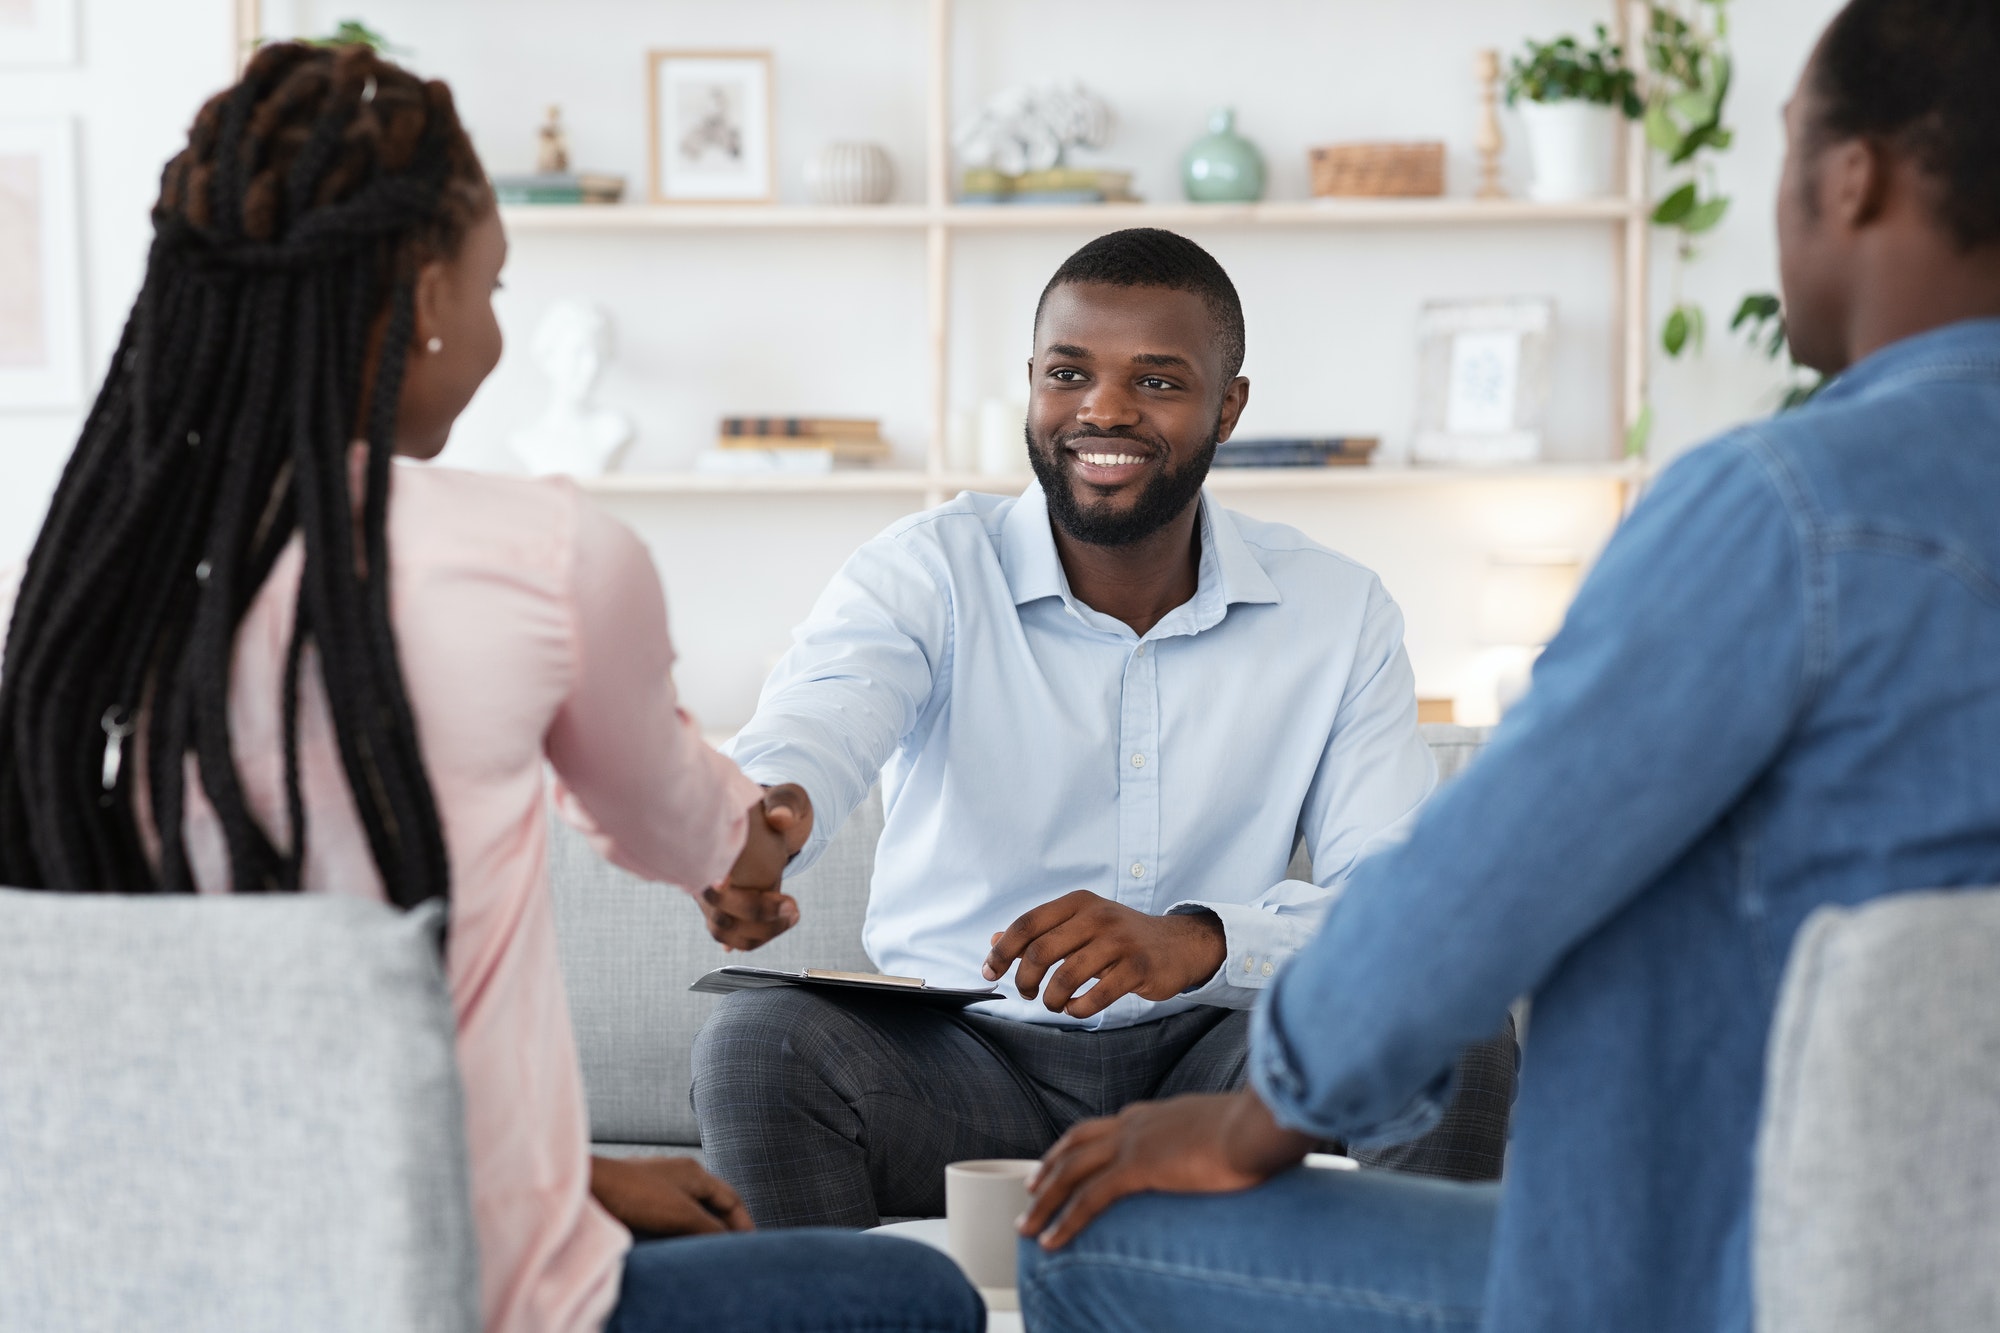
[573,461,1645,498]
[502,197,1641,235]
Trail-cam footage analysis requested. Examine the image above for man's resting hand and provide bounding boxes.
[701,784,813,951]
[1019,1087,1313,1250]
[980,889,1226,1018]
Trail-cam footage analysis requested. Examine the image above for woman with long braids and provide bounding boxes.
[0,43,980,1333]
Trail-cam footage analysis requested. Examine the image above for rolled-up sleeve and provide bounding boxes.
[1174,582,1435,1008]
[725,530,952,875]
[1253,437,1815,1143]
[544,498,762,893]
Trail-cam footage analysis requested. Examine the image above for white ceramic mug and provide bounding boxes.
[945,1158,1038,1295]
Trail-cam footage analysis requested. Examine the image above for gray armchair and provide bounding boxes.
[0,890,479,1333]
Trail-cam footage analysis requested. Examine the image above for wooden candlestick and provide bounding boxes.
[1475,48,1507,200]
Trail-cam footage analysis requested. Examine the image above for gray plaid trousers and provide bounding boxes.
[691,988,1517,1228]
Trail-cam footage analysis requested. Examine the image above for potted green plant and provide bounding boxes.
[1506,24,1642,201]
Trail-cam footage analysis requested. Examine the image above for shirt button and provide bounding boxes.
[1243,956,1255,972]
[1130,862,1145,879]
[1135,643,1147,656]
[1131,753,1146,769]
[1261,962,1275,977]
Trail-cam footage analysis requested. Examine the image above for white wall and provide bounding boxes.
[3,0,1843,730]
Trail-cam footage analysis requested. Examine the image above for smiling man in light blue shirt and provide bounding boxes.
[692,229,1518,1229]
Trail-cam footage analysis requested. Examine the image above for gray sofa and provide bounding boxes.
[548,723,1497,1160]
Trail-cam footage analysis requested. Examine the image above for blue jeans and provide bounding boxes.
[606,1230,984,1333]
[1018,1167,1498,1333]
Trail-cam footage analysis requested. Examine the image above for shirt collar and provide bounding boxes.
[1815,316,2000,407]
[999,483,1281,632]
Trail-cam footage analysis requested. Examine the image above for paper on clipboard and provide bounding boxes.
[689,964,1002,1008]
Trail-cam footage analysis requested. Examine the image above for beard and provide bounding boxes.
[1027,419,1220,548]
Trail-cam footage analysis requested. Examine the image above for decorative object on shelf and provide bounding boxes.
[958,166,1136,206]
[0,0,75,66]
[955,81,1113,179]
[647,50,775,204]
[491,171,625,206]
[1307,143,1444,199]
[508,302,634,477]
[536,105,570,175]
[1474,49,1508,199]
[1212,437,1380,468]
[805,142,896,206]
[1182,109,1265,204]
[975,399,1024,475]
[717,416,889,464]
[0,117,84,410]
[300,19,401,53]
[1504,24,1641,202]
[1413,298,1554,467]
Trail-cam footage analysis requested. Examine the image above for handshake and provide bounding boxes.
[700,784,815,951]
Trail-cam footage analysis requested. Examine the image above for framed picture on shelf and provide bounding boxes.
[1412,297,1554,467]
[0,118,85,411]
[647,50,775,204]
[0,0,77,67]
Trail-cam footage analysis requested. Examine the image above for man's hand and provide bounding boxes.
[702,784,814,952]
[1019,1087,1313,1251]
[590,1154,755,1237]
[980,890,1227,1018]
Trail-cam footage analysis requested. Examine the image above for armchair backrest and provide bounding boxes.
[0,889,479,1333]
[1757,887,2000,1333]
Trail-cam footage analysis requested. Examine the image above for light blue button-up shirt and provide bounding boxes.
[727,482,1435,1029]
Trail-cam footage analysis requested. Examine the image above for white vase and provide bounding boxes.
[1517,101,1618,202]
[805,142,896,206]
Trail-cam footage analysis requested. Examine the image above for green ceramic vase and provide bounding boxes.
[1181,108,1266,203]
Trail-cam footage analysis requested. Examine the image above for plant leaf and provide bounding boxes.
[1652,182,1698,225]
[1682,196,1730,234]
[1663,307,1690,357]
[1645,104,1683,153]
[1730,292,1780,330]
[1627,402,1655,457]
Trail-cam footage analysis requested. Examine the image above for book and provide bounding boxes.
[958,167,1138,205]
[689,964,1000,1009]
[1211,437,1382,468]
[722,416,882,439]
[490,171,625,205]
[714,434,892,463]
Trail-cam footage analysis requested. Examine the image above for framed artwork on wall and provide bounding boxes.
[646,50,774,204]
[0,0,78,67]
[1411,297,1555,467]
[0,118,84,411]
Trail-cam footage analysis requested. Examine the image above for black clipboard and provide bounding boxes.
[689,965,1001,1009]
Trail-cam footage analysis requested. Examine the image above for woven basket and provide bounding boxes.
[1308,141,1446,198]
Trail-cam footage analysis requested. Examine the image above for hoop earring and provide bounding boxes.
[425,337,444,355]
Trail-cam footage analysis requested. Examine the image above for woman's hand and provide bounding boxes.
[589,1155,755,1237]
[702,785,814,951]
[1018,1087,1314,1250]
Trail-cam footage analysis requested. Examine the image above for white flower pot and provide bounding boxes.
[804,142,896,206]
[1517,101,1619,202]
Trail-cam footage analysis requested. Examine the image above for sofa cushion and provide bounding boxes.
[554,724,1491,1149]
[0,890,478,1333]
[550,788,881,1146]
[1756,887,2000,1333]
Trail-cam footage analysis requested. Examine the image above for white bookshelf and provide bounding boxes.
[244,0,1654,509]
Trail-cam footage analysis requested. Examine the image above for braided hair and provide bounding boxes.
[0,43,491,910]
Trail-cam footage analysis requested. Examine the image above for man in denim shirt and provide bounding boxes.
[1016,2,2000,1330]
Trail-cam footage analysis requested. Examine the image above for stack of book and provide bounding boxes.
[1211,436,1381,468]
[695,417,893,476]
[959,167,1138,206]
[491,172,626,205]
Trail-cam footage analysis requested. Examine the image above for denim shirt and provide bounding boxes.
[1252,318,2000,1333]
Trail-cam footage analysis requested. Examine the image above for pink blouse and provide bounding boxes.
[6,463,761,1333]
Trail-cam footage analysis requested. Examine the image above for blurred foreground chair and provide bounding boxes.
[1758,887,2000,1333]
[0,889,478,1333]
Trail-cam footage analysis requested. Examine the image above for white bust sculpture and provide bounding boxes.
[509,301,634,477]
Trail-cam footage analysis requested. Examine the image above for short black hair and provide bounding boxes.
[1034,228,1248,381]
[1812,0,2000,249]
